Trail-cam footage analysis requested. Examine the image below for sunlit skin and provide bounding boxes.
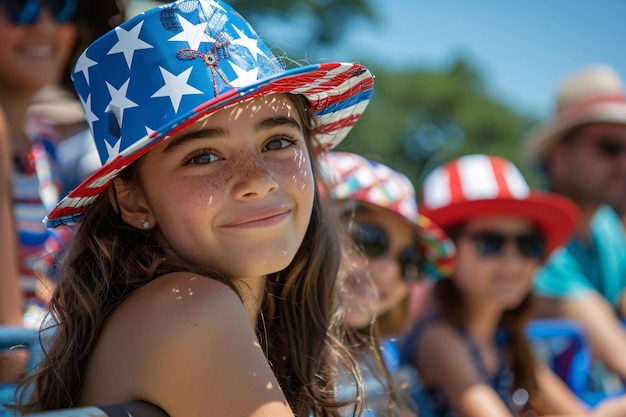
[0,8,76,95]
[81,95,317,416]
[454,216,540,314]
[342,205,415,328]
[552,123,626,210]
[116,94,314,309]
[413,214,626,417]
[0,6,77,159]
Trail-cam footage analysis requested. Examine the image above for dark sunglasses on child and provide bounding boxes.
[2,0,77,24]
[461,231,545,259]
[349,222,423,281]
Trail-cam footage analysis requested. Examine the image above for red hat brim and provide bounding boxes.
[420,191,580,256]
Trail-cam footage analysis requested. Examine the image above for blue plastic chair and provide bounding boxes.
[0,326,41,417]
[525,318,626,406]
[526,318,592,400]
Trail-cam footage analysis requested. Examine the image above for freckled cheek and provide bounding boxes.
[277,151,315,195]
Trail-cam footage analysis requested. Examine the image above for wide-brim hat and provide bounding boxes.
[320,152,456,279]
[45,0,373,228]
[420,154,580,256]
[524,65,626,165]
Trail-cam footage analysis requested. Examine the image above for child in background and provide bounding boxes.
[16,1,374,416]
[321,151,455,416]
[399,154,626,417]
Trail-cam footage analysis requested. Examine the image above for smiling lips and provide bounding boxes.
[223,206,292,228]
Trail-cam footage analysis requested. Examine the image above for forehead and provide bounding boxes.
[168,93,302,138]
[462,216,536,233]
[575,122,626,138]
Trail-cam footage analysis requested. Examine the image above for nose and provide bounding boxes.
[231,153,279,199]
[30,6,56,28]
[370,255,403,287]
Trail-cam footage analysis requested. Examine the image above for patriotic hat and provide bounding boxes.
[321,152,456,279]
[524,65,626,165]
[44,0,374,228]
[420,154,580,255]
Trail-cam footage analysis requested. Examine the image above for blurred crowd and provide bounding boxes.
[1,1,626,417]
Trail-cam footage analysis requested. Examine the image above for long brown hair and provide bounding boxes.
[16,94,366,417]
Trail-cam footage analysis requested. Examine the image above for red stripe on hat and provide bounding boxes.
[558,94,626,116]
[308,78,375,109]
[315,114,360,134]
[446,161,463,203]
[489,156,513,198]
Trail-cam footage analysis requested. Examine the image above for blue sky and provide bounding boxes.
[129,1,626,118]
[258,0,626,118]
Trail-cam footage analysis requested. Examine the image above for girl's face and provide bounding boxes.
[127,94,315,280]
[453,216,544,310]
[0,6,76,92]
[343,206,418,322]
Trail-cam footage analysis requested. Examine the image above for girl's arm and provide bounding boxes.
[0,105,22,329]
[534,362,588,415]
[0,104,26,382]
[414,322,515,417]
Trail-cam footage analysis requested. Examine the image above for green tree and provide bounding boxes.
[334,58,541,192]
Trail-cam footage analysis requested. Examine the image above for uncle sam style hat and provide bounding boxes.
[45,0,374,228]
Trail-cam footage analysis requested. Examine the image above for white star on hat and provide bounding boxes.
[74,50,97,86]
[151,66,203,113]
[232,25,266,62]
[169,15,212,51]
[229,62,259,87]
[108,20,154,68]
[105,79,139,126]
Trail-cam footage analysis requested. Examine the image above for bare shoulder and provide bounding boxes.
[83,273,294,416]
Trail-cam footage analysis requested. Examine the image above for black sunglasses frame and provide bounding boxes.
[2,0,78,25]
[462,231,546,259]
[349,222,423,281]
[592,138,626,159]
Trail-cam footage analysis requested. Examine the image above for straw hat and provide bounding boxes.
[321,152,456,279]
[523,65,626,165]
[45,0,373,228]
[420,154,580,255]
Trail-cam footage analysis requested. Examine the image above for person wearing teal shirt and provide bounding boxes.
[523,64,626,386]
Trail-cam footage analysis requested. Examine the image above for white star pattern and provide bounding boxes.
[168,15,212,51]
[229,62,259,87]
[107,20,153,68]
[232,25,266,61]
[74,50,97,86]
[105,79,139,126]
[151,67,203,113]
[104,139,121,163]
[79,94,99,133]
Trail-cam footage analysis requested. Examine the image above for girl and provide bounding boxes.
[399,154,626,416]
[0,0,127,328]
[16,1,374,416]
[321,151,455,416]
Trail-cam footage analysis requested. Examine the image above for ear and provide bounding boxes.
[111,177,154,230]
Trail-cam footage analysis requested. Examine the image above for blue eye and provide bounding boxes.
[265,137,295,151]
[185,150,219,165]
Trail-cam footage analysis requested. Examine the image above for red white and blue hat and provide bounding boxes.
[321,152,456,279]
[420,154,580,255]
[45,0,374,228]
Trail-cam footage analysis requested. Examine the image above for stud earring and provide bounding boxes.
[141,219,150,229]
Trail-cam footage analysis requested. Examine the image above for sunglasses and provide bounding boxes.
[461,231,545,259]
[349,222,423,281]
[592,138,626,159]
[2,0,77,24]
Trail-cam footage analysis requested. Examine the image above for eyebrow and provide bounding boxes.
[162,116,303,154]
